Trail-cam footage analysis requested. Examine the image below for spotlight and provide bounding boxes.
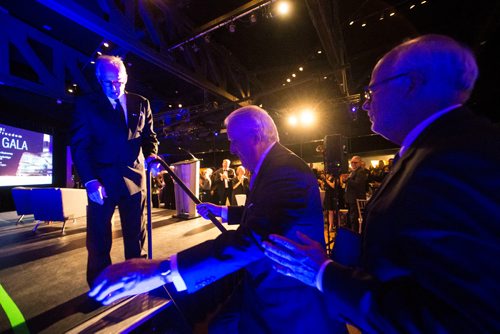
[299,67,304,71]
[276,1,291,16]
[250,13,257,23]
[229,22,236,33]
[204,34,211,43]
[103,42,110,48]
[288,115,298,126]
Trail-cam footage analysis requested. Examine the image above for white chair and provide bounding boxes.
[235,194,247,206]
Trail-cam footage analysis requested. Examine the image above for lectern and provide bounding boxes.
[171,159,200,219]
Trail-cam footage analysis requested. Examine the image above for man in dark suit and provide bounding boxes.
[89,106,344,333]
[343,155,368,232]
[212,159,235,205]
[262,35,500,332]
[71,55,158,287]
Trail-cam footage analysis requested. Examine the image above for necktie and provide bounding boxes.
[114,99,126,126]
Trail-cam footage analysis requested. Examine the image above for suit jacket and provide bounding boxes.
[322,107,500,332]
[70,91,158,199]
[212,167,235,195]
[344,167,368,203]
[177,143,342,333]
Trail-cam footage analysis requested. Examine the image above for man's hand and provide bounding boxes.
[196,202,223,219]
[85,180,107,205]
[88,258,167,305]
[145,154,162,176]
[262,231,328,288]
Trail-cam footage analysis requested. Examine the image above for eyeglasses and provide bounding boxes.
[100,80,126,88]
[363,72,410,103]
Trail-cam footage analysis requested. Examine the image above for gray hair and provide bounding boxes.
[224,105,279,144]
[386,34,478,102]
[95,55,127,79]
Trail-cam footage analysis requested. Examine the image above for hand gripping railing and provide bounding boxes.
[145,157,227,258]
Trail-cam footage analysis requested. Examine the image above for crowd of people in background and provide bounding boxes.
[151,153,394,235]
[314,155,395,233]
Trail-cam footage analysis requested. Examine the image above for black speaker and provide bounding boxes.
[323,134,347,177]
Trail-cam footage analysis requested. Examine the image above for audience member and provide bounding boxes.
[343,155,368,232]
[199,168,213,203]
[212,159,235,205]
[230,165,249,205]
[262,34,500,332]
[70,55,158,287]
[88,105,343,333]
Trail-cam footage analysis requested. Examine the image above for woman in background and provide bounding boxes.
[231,166,249,205]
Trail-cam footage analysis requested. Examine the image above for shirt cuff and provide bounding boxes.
[84,179,98,187]
[316,259,333,292]
[221,206,228,222]
[169,254,187,291]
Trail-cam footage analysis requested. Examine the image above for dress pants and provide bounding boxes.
[86,190,146,286]
[347,201,359,233]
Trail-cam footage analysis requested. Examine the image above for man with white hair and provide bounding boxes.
[88,105,342,333]
[262,34,500,332]
[71,55,158,287]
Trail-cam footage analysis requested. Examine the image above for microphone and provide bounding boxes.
[177,146,197,160]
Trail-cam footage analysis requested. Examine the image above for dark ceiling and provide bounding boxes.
[1,0,499,160]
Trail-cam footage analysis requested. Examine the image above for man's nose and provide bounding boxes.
[362,99,370,112]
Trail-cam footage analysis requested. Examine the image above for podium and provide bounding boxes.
[171,159,200,219]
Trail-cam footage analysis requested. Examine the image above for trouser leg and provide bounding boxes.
[118,191,146,259]
[86,200,116,287]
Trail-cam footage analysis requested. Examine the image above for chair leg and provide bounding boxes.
[16,215,25,225]
[32,220,42,233]
[61,220,67,234]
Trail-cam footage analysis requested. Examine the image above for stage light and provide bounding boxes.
[288,115,298,126]
[276,1,291,16]
[299,67,303,71]
[229,22,236,33]
[103,42,110,48]
[96,51,102,56]
[292,73,296,77]
[204,35,211,43]
[287,78,291,82]
[250,13,257,23]
[317,50,322,54]
[361,22,367,27]
[178,104,183,108]
[299,109,315,126]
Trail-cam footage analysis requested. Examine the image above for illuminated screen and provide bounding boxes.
[0,124,53,187]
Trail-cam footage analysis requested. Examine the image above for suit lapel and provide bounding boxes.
[125,93,139,135]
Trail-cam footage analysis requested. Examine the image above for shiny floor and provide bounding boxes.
[0,208,237,333]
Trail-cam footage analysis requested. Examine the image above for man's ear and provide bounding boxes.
[407,71,426,95]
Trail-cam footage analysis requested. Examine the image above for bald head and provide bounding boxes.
[363,34,478,144]
[382,34,478,103]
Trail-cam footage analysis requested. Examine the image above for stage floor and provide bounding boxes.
[0,208,236,333]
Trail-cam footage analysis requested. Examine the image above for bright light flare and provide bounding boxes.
[299,109,315,126]
[276,1,291,16]
[288,115,298,126]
